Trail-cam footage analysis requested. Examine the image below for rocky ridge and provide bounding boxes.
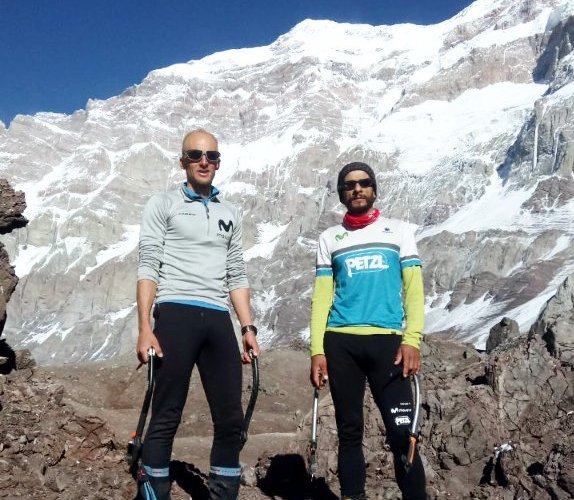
[0,289,572,499]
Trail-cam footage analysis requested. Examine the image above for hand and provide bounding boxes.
[242,331,260,364]
[310,354,329,389]
[136,325,163,363]
[394,344,421,378]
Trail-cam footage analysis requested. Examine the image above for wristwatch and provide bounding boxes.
[241,325,258,336]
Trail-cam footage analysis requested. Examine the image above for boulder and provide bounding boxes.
[486,317,520,353]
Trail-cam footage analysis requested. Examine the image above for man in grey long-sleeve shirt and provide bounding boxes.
[136,129,259,500]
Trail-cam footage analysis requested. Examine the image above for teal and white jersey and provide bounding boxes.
[315,217,421,330]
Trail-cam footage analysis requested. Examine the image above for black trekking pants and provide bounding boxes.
[324,332,426,500]
[141,303,243,470]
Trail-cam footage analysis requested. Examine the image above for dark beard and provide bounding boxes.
[345,196,375,215]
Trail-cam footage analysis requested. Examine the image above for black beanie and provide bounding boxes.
[337,162,377,202]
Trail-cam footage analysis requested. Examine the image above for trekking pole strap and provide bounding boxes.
[128,348,157,471]
[240,350,259,447]
[134,349,156,438]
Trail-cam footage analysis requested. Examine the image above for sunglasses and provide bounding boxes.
[341,178,374,191]
[181,149,221,162]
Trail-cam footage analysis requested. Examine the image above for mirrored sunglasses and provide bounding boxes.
[342,178,374,191]
[182,149,221,162]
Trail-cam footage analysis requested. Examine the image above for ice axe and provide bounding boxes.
[402,373,422,474]
[127,347,156,474]
[240,349,259,449]
[308,387,320,479]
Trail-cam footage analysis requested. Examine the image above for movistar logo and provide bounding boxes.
[335,232,348,241]
[391,407,411,414]
[345,254,389,277]
[218,219,233,233]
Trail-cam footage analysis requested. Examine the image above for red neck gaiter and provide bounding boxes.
[343,208,380,230]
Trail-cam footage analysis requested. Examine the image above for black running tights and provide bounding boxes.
[141,303,243,469]
[324,332,426,500]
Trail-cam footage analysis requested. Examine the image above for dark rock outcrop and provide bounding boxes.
[530,271,574,367]
[0,179,27,235]
[533,15,574,83]
[0,179,27,337]
[486,316,520,353]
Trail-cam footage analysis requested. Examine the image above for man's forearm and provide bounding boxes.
[137,279,158,332]
[229,287,253,326]
[402,266,424,348]
[310,276,334,356]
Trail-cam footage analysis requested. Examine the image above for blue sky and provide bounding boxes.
[0,0,474,126]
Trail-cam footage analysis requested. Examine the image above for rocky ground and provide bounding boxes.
[1,317,573,499]
[0,346,319,499]
[63,347,316,500]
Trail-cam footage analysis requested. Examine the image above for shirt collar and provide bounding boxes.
[181,183,220,205]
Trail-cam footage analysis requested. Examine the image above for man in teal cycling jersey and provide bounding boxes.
[310,162,426,500]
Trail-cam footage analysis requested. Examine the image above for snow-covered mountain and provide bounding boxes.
[0,0,573,363]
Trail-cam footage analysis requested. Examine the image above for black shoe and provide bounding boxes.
[208,473,240,500]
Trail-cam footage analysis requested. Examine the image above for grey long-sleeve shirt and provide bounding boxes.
[137,185,249,311]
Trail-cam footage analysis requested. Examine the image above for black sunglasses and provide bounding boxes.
[341,178,374,191]
[182,149,221,162]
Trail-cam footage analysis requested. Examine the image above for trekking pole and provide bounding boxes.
[402,373,421,473]
[308,388,320,479]
[240,349,259,449]
[127,347,156,473]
